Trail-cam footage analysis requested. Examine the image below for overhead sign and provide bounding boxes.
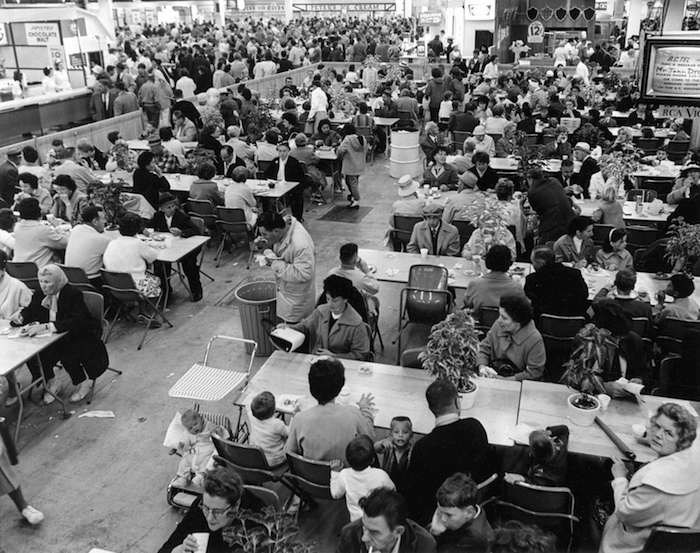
[595,0,607,10]
[528,21,545,43]
[464,0,493,19]
[658,105,700,119]
[641,37,700,106]
[419,11,443,25]
[24,22,61,45]
[293,2,394,10]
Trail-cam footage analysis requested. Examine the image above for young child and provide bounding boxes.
[438,91,454,130]
[330,435,395,521]
[46,139,64,168]
[505,425,570,487]
[247,391,288,467]
[172,409,220,489]
[596,227,633,271]
[374,416,414,493]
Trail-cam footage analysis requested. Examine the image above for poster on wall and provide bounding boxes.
[47,45,66,70]
[641,37,700,106]
[24,22,61,45]
[464,0,494,20]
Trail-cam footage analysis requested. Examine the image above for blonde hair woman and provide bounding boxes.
[592,185,625,228]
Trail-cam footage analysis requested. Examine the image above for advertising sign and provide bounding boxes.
[641,37,700,106]
[24,22,61,45]
[528,21,545,43]
[464,0,494,19]
[47,45,66,69]
[419,11,443,25]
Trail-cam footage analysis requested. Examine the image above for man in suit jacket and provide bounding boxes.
[406,204,460,256]
[573,142,599,198]
[89,81,109,121]
[524,246,589,320]
[527,167,576,244]
[0,149,20,205]
[263,142,305,222]
[406,380,490,526]
[151,193,202,302]
[220,144,245,178]
[448,103,479,134]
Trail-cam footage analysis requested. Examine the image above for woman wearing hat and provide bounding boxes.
[406,203,460,257]
[667,165,700,205]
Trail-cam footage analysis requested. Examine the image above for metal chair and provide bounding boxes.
[396,288,451,364]
[637,138,661,156]
[408,264,449,290]
[539,314,585,382]
[283,452,339,512]
[495,480,579,553]
[58,265,96,292]
[257,159,273,178]
[539,314,586,338]
[452,219,476,249]
[592,224,615,247]
[655,317,700,356]
[643,525,700,552]
[476,306,500,335]
[626,226,659,255]
[214,207,250,268]
[5,261,40,291]
[477,473,501,509]
[398,322,431,368]
[186,199,217,232]
[81,290,123,403]
[244,484,283,511]
[626,189,658,202]
[212,436,287,486]
[189,216,215,283]
[667,140,690,163]
[390,215,422,252]
[100,269,173,350]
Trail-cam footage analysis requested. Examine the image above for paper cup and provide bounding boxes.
[597,394,611,411]
[192,533,209,553]
[420,248,428,259]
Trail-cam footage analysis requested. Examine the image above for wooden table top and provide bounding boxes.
[236,351,520,445]
[516,380,700,463]
[576,200,670,223]
[0,321,66,376]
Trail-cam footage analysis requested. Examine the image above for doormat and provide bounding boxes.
[318,205,373,223]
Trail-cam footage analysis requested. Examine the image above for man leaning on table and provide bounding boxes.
[65,205,111,289]
[407,204,461,257]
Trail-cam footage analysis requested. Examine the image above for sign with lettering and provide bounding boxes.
[24,22,61,45]
[658,104,700,119]
[419,11,443,25]
[641,37,700,106]
[527,21,544,43]
[464,0,493,19]
[294,1,394,11]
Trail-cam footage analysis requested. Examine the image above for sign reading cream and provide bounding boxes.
[25,22,61,45]
[641,37,700,107]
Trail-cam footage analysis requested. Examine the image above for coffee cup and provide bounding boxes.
[597,393,611,411]
[192,533,209,553]
[420,248,428,259]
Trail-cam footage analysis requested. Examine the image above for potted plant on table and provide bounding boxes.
[665,219,700,273]
[560,323,611,426]
[419,310,480,409]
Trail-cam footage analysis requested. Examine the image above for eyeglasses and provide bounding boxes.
[199,503,233,518]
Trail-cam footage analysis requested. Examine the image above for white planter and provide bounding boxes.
[567,393,601,427]
[459,382,479,410]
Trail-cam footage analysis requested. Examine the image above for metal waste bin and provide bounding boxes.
[234,280,277,356]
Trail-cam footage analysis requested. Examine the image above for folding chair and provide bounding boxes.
[396,287,451,364]
[452,220,476,249]
[214,207,250,268]
[643,525,700,552]
[494,480,579,553]
[189,216,215,283]
[390,215,422,252]
[100,269,174,350]
[186,199,217,234]
[81,290,123,403]
[212,435,288,485]
[58,265,96,292]
[5,261,40,291]
[408,264,449,290]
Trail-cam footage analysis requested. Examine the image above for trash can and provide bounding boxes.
[234,280,277,356]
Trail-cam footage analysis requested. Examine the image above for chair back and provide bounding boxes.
[543,335,576,383]
[633,248,648,272]
[392,215,422,250]
[452,219,476,248]
[667,140,690,162]
[539,314,586,338]
[592,224,614,247]
[452,131,471,151]
[5,261,40,291]
[626,225,659,254]
[244,485,282,511]
[212,453,274,487]
[525,134,539,147]
[477,473,501,507]
[257,160,273,177]
[286,451,331,486]
[656,317,700,356]
[190,216,207,236]
[477,306,500,333]
[630,317,651,339]
[82,290,105,339]
[643,525,700,552]
[58,265,94,291]
[187,199,217,227]
[211,434,272,470]
[100,270,142,303]
[407,264,449,290]
[397,110,413,123]
[356,126,372,140]
[403,288,452,325]
[216,207,248,234]
[626,189,657,202]
[637,138,661,156]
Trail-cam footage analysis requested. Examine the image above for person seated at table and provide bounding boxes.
[288,275,370,361]
[76,139,106,171]
[159,127,187,168]
[285,357,375,462]
[13,173,51,216]
[103,212,161,303]
[172,109,197,143]
[463,244,523,319]
[64,205,111,289]
[561,97,581,120]
[406,203,460,257]
[12,198,68,268]
[541,126,572,160]
[133,151,171,210]
[16,264,108,404]
[189,162,223,206]
[553,215,596,267]
[448,101,478,134]
[0,249,31,325]
[596,227,633,271]
[151,194,203,303]
[374,416,415,494]
[484,103,507,136]
[591,186,625,229]
[627,102,656,127]
[311,119,341,148]
[0,209,14,256]
[667,165,700,205]
[611,127,636,153]
[442,172,485,226]
[462,212,517,261]
[18,145,50,190]
[224,166,258,229]
[256,129,281,162]
[50,174,89,226]
[422,146,459,191]
[600,402,700,553]
[157,464,265,553]
[220,144,245,179]
[478,294,546,381]
[504,425,570,488]
[406,379,490,526]
[52,147,98,195]
[654,273,700,323]
[494,122,518,158]
[471,126,496,157]
[466,151,498,193]
[594,269,653,324]
[419,122,442,163]
[524,246,589,319]
[327,242,379,303]
[149,136,183,174]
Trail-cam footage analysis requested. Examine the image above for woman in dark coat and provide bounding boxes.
[133,151,171,209]
[18,264,108,404]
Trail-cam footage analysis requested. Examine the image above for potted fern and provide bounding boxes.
[223,506,315,553]
[419,310,480,409]
[665,219,700,273]
[560,323,612,426]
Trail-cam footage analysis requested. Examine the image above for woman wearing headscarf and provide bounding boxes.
[15,264,108,404]
[462,210,517,261]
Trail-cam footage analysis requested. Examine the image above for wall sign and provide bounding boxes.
[528,21,545,43]
[464,0,494,20]
[640,37,700,106]
[418,11,443,25]
[24,22,61,45]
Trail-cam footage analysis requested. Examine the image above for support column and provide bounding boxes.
[626,0,644,37]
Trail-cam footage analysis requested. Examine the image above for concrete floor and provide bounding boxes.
[0,157,405,553]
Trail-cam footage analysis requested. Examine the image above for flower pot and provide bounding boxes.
[567,393,600,427]
[459,381,479,410]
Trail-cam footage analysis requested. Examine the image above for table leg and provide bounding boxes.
[12,373,24,446]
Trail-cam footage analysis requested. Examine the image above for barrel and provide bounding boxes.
[390,130,422,178]
[234,280,277,356]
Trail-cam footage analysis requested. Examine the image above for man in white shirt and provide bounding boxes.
[175,68,197,99]
[289,41,306,67]
[309,79,329,134]
[574,56,590,85]
[327,243,379,299]
[65,205,112,287]
[172,110,197,143]
[253,53,277,79]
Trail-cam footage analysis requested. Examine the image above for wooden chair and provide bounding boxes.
[214,207,250,268]
[390,215,422,252]
[643,524,700,552]
[5,261,40,291]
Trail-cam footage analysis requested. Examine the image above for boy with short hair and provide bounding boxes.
[330,435,395,521]
[505,425,570,487]
[374,416,414,493]
[248,391,288,467]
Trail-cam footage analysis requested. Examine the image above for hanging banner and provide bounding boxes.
[60,19,87,38]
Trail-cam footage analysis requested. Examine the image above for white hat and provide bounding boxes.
[574,142,591,153]
[397,175,419,197]
[545,70,554,77]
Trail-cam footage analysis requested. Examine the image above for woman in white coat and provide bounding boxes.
[599,402,700,553]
